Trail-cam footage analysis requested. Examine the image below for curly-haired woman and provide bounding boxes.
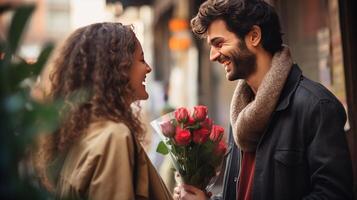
[33,22,172,200]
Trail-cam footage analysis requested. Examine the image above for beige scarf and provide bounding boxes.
[230,46,293,152]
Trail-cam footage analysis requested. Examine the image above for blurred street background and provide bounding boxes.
[1,0,356,198]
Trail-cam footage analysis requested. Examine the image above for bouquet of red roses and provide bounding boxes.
[151,105,228,191]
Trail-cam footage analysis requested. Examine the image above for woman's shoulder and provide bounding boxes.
[83,121,135,153]
[87,120,131,139]
[57,121,138,198]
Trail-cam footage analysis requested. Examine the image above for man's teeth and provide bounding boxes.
[223,60,231,65]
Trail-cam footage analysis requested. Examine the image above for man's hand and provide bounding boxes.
[173,184,208,200]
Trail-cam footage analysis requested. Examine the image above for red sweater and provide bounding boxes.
[237,152,256,200]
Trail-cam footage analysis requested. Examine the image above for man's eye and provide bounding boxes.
[216,42,223,48]
[213,42,222,48]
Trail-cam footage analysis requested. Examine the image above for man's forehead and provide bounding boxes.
[206,19,236,44]
[207,20,227,36]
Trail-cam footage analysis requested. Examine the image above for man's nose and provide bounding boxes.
[209,47,220,61]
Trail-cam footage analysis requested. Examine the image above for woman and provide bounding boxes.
[34,22,172,200]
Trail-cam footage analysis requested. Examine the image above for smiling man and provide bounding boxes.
[208,20,257,83]
[173,0,353,200]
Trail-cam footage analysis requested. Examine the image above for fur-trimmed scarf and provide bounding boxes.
[230,46,293,152]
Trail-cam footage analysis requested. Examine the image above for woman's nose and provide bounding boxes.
[146,65,152,73]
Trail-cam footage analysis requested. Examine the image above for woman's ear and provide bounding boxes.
[246,25,262,47]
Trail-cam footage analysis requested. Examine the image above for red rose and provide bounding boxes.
[175,107,189,123]
[200,118,213,130]
[210,125,224,142]
[187,116,196,125]
[193,128,210,144]
[193,105,208,121]
[160,120,176,137]
[214,141,227,156]
[175,127,191,146]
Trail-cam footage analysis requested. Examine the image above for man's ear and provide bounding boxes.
[246,25,262,47]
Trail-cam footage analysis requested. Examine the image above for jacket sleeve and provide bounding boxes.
[303,99,353,200]
[88,126,136,200]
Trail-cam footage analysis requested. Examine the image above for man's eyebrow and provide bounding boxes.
[208,37,223,46]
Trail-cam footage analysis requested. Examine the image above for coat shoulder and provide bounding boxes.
[294,76,344,109]
[82,121,134,155]
[299,77,338,101]
[291,76,346,124]
[86,121,132,141]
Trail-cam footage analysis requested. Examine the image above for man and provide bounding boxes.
[173,0,353,199]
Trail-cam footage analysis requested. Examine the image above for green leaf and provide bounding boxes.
[156,141,169,155]
[0,39,5,52]
[32,43,54,76]
[8,5,35,54]
[8,61,32,89]
[7,43,54,91]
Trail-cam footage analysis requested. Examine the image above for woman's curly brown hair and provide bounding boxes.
[34,22,144,191]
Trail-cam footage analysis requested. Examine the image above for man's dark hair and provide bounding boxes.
[191,0,283,55]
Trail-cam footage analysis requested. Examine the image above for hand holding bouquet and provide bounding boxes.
[151,105,228,191]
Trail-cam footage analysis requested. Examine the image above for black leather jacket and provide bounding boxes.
[220,65,353,200]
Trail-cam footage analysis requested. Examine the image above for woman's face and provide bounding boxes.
[129,41,152,101]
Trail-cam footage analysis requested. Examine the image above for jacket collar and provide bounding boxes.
[275,64,302,111]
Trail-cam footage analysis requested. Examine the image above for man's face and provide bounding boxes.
[207,19,256,81]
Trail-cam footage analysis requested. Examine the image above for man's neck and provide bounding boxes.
[246,50,273,94]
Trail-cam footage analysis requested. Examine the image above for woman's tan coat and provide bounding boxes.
[56,121,172,200]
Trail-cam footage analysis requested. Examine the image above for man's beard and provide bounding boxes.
[228,41,257,81]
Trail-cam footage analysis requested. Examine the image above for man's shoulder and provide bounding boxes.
[295,76,341,105]
[288,75,346,118]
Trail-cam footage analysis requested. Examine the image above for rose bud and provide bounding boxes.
[175,107,189,123]
[187,116,196,125]
[214,141,227,156]
[160,120,176,137]
[174,127,191,146]
[193,105,208,122]
[200,118,213,130]
[193,128,210,144]
[210,125,225,142]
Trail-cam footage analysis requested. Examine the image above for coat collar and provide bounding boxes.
[275,64,302,111]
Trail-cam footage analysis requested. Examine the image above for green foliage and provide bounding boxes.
[8,5,35,54]
[0,4,58,199]
[156,141,169,155]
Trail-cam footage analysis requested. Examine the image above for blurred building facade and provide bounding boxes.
[0,0,117,61]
